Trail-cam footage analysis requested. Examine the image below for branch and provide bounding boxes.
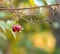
[0,4,60,11]
[0,3,60,25]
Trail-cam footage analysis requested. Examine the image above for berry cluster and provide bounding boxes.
[12,25,22,32]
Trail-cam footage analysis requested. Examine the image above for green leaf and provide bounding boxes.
[5,28,16,40]
[11,30,16,39]
[6,20,16,27]
[0,32,7,40]
[0,21,6,32]
[0,11,5,18]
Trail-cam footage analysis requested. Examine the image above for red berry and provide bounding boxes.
[12,28,17,32]
[12,25,17,32]
[16,25,22,31]
[12,25,22,32]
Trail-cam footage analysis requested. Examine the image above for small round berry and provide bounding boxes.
[12,28,17,32]
[12,25,22,32]
[16,25,22,31]
[12,25,17,32]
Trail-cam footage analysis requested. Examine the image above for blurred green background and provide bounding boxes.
[0,0,60,54]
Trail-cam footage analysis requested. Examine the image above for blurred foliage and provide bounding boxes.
[0,0,60,54]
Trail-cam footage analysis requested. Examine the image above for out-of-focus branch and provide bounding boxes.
[0,4,60,11]
[6,0,38,25]
[0,2,60,25]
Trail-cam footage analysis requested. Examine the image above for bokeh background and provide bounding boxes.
[0,0,60,54]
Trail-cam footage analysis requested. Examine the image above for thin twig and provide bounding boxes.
[0,4,60,10]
